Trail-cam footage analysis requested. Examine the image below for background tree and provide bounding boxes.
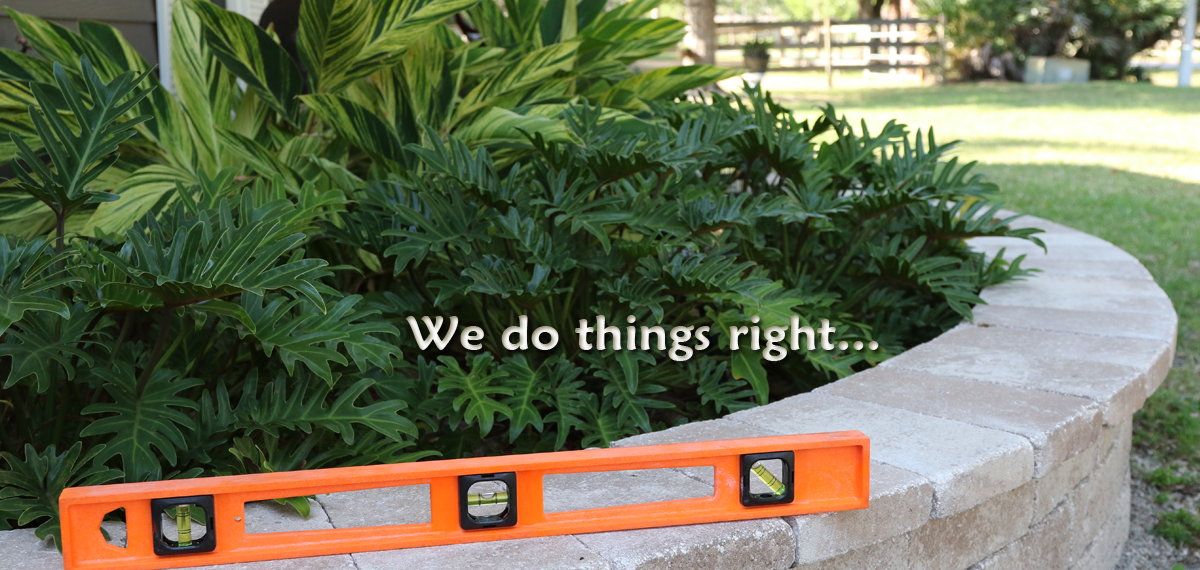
[919,0,1185,80]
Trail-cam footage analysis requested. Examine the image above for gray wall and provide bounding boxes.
[0,0,229,67]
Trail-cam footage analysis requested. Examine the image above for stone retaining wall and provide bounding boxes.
[0,212,1176,570]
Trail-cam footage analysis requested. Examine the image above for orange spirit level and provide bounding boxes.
[59,432,869,570]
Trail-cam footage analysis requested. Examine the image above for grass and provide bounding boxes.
[762,73,1200,544]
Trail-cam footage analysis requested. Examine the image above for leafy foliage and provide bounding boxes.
[0,0,1038,540]
[0,443,121,547]
[919,0,1181,80]
[1152,508,1200,548]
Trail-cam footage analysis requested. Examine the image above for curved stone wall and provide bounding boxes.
[0,212,1176,570]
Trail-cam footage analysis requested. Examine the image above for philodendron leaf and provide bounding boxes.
[241,294,403,385]
[381,190,492,273]
[81,363,202,483]
[241,372,417,443]
[0,442,122,550]
[0,303,105,392]
[93,192,330,312]
[0,236,77,335]
[729,348,769,406]
[436,353,512,437]
[498,355,554,443]
[9,56,152,218]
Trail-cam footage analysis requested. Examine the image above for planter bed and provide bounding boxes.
[0,211,1175,570]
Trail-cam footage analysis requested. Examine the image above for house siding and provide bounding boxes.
[0,0,228,66]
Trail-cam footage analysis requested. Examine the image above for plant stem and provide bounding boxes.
[109,309,133,364]
[55,212,65,255]
[0,404,15,454]
[49,379,70,448]
[138,307,174,395]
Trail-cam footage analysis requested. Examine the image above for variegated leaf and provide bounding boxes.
[322,0,480,93]
[298,0,373,93]
[0,189,53,239]
[215,128,303,189]
[598,65,738,109]
[171,0,238,174]
[2,9,100,67]
[523,103,662,138]
[467,0,522,48]
[579,18,687,64]
[82,164,194,237]
[454,107,577,147]
[539,0,578,45]
[583,0,664,30]
[397,26,458,128]
[187,0,303,126]
[453,42,578,124]
[302,93,413,168]
[0,49,56,84]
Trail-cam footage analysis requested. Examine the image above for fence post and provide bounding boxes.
[936,14,947,84]
[824,18,833,89]
[1182,0,1197,87]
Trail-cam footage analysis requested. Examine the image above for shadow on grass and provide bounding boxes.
[962,137,1198,161]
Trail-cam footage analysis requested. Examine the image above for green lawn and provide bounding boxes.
[764,75,1200,541]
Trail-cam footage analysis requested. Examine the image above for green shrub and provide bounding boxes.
[1145,467,1200,489]
[743,37,774,58]
[919,0,1181,80]
[0,0,1039,545]
[1135,390,1200,464]
[1153,509,1200,548]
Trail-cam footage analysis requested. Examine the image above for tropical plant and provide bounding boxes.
[0,0,1040,548]
[743,37,774,58]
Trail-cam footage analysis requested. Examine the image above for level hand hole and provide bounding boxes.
[543,467,714,513]
[252,485,431,532]
[100,507,126,548]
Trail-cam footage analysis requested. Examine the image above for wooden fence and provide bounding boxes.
[715,17,947,87]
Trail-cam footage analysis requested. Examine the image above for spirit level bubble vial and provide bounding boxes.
[59,432,869,570]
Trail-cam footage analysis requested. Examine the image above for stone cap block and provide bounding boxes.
[906,482,1036,570]
[318,484,430,529]
[791,462,932,564]
[1011,257,1154,279]
[992,211,1080,235]
[0,529,66,570]
[727,393,1034,518]
[351,536,611,570]
[979,274,1174,315]
[543,467,714,512]
[879,325,1170,424]
[971,304,1177,345]
[574,518,795,570]
[969,234,1140,263]
[819,368,1101,477]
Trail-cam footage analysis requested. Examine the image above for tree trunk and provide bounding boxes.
[683,0,716,65]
